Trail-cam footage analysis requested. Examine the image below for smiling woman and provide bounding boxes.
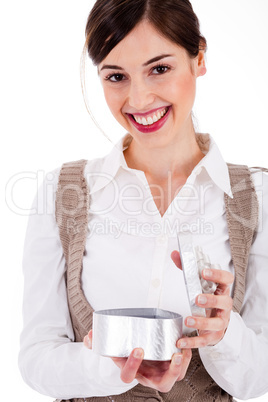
[98,21,205,168]
[18,0,268,401]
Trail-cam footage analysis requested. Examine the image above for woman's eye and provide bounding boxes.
[106,73,125,82]
[152,65,170,75]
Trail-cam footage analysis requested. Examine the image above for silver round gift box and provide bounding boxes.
[92,308,182,361]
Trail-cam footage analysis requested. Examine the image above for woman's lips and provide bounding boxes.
[127,106,171,133]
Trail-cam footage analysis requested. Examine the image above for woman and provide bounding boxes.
[19,0,268,401]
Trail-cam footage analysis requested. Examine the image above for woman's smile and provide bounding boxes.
[126,106,171,133]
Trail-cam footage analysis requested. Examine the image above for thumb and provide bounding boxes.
[171,250,182,270]
[83,329,93,349]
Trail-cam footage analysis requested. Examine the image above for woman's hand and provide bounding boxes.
[171,250,234,349]
[83,330,192,392]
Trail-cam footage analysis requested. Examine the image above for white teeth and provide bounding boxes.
[133,107,168,126]
[142,117,148,125]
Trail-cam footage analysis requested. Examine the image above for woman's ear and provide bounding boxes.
[196,50,207,77]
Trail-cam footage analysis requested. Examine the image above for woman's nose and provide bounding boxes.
[127,80,155,110]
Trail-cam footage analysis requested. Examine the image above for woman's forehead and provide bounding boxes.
[99,20,187,69]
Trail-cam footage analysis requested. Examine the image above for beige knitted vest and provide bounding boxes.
[55,161,261,402]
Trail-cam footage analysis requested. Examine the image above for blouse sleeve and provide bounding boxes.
[18,170,137,399]
[199,170,268,400]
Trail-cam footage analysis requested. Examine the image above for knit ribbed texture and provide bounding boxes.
[224,164,259,313]
[55,161,260,402]
[55,159,92,342]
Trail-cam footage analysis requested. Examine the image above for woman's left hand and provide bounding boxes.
[83,329,192,392]
[171,250,234,349]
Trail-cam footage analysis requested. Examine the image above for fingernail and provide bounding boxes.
[187,318,196,326]
[133,349,143,359]
[84,335,92,349]
[174,355,182,365]
[203,269,213,278]
[178,340,187,348]
[198,295,207,305]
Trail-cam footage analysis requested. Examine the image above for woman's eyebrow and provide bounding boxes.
[100,64,123,71]
[142,54,174,66]
[100,54,174,72]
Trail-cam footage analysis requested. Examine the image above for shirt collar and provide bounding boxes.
[193,133,233,198]
[89,132,233,198]
[89,134,132,194]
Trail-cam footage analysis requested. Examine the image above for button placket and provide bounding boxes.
[156,234,168,246]
[152,278,161,288]
[147,233,168,307]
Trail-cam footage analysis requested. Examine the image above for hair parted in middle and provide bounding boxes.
[85,0,207,66]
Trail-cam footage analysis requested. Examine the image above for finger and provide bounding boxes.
[155,353,184,392]
[120,348,144,383]
[202,269,234,287]
[176,348,192,381]
[83,329,93,349]
[195,294,233,311]
[171,251,182,270]
[215,284,231,296]
[177,332,222,349]
[160,348,192,388]
[184,316,226,332]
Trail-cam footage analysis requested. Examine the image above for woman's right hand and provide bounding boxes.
[84,330,192,393]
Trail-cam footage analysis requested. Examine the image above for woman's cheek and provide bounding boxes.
[172,75,196,109]
[103,87,117,112]
[103,89,129,129]
[103,88,121,116]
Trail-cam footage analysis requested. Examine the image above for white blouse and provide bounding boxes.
[19,134,268,400]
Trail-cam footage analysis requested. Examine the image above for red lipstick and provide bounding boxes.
[127,106,171,133]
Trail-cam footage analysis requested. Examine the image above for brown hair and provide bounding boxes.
[85,0,207,66]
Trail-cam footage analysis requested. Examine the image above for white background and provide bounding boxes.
[1,0,268,400]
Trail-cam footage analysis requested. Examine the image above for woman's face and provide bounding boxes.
[98,20,206,149]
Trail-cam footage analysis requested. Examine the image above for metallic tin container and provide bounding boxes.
[178,237,206,317]
[93,308,183,361]
[177,232,221,317]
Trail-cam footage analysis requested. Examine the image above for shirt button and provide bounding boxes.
[156,234,168,246]
[152,278,161,288]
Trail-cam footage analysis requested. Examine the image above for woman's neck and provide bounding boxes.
[124,130,204,182]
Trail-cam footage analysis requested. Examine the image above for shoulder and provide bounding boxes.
[249,167,268,195]
[226,165,268,231]
[227,164,268,193]
[35,156,104,202]
[249,167,268,236]
[55,156,105,182]
[56,157,105,174]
